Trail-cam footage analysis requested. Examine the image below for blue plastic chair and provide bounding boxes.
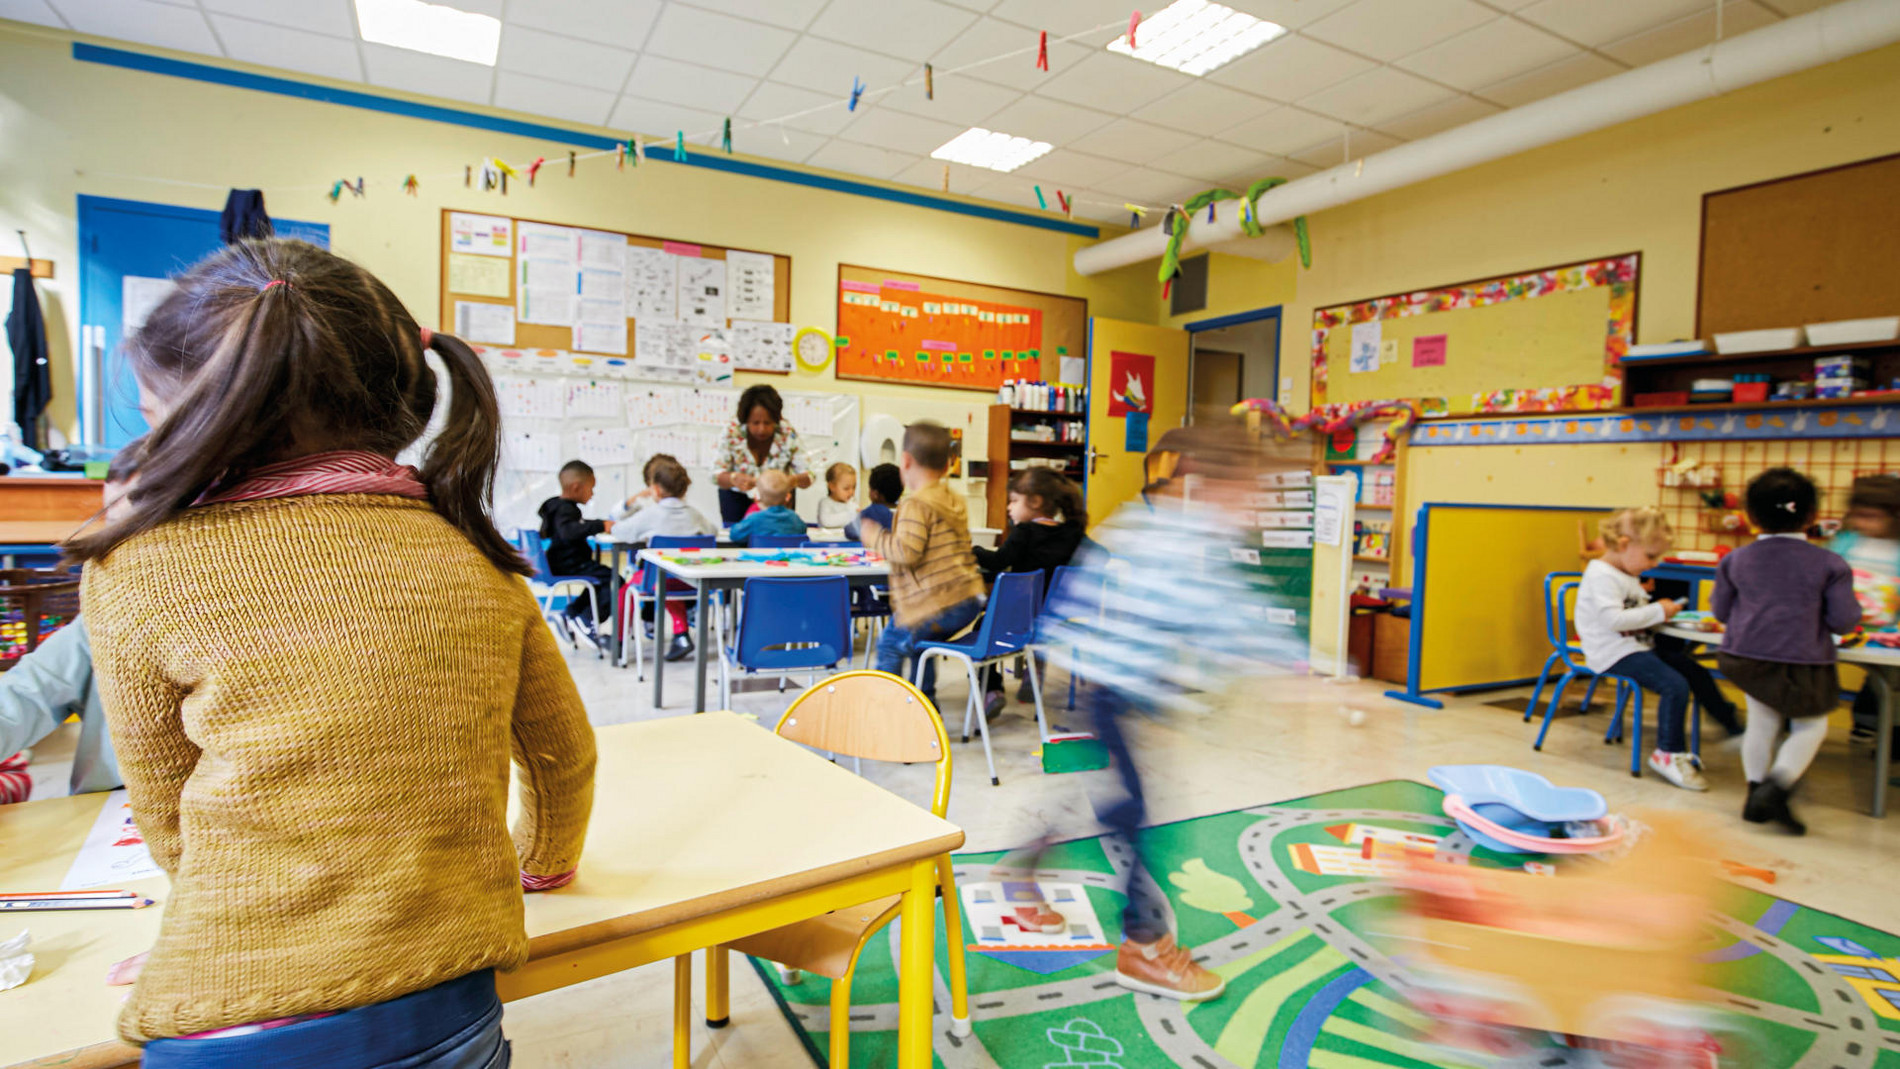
[1532,579,1646,773]
[807,541,889,665]
[717,576,852,710]
[913,572,1048,786]
[1524,572,1583,722]
[749,534,809,549]
[515,529,605,660]
[1038,564,1108,711]
[619,535,715,678]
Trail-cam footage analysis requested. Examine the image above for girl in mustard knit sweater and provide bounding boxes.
[65,239,596,1067]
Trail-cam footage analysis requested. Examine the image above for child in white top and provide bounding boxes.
[1573,506,1738,790]
[815,462,859,530]
[613,457,713,662]
[1834,474,1900,743]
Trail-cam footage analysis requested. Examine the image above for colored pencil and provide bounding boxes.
[0,889,135,901]
[0,897,154,912]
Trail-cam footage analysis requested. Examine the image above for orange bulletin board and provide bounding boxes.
[438,211,791,371]
[834,264,1085,392]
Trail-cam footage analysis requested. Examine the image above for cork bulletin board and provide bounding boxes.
[834,264,1086,392]
[437,210,792,376]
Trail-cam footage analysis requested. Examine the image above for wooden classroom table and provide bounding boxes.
[643,547,891,713]
[1661,625,1898,818]
[0,520,84,567]
[0,712,962,1069]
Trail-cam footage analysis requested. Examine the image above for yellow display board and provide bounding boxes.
[1387,503,1611,706]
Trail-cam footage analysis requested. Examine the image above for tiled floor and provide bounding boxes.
[23,630,1898,1068]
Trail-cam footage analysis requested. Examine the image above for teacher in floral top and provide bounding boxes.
[714,384,813,524]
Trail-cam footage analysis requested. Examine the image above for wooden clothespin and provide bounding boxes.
[1036,30,1049,71]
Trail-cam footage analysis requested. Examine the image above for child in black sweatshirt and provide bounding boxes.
[975,469,1086,712]
[538,460,615,647]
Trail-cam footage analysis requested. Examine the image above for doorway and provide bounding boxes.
[1185,307,1280,423]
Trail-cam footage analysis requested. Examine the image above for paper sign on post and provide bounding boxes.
[1313,483,1347,546]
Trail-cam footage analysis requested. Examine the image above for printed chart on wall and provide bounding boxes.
[1312,253,1638,416]
[834,264,1086,392]
[439,211,794,383]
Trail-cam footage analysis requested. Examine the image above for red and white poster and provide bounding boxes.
[1107,350,1154,417]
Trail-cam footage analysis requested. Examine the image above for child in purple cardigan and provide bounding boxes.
[1712,468,1862,835]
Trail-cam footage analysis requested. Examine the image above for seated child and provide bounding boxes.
[845,462,901,542]
[1574,506,1740,792]
[0,618,123,802]
[815,462,859,529]
[728,469,806,543]
[538,459,614,647]
[613,457,714,662]
[973,469,1087,712]
[1833,474,1900,742]
[862,423,986,704]
[1717,469,1862,833]
[611,453,676,521]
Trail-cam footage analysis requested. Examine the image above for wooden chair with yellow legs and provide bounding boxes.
[673,669,972,1068]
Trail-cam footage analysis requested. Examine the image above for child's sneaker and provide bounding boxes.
[1115,933,1225,1001]
[1647,750,1707,791]
[1010,902,1067,934]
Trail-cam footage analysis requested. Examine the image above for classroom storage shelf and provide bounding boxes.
[1621,339,1900,408]
[987,403,1088,530]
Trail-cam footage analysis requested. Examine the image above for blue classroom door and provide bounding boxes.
[77,196,328,449]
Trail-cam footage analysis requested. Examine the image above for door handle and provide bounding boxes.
[1088,448,1107,475]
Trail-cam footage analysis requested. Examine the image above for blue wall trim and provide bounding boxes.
[1183,304,1282,332]
[72,42,1101,240]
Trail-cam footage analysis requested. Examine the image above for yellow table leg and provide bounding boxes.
[706,944,730,1028]
[896,857,937,1068]
[673,955,692,1069]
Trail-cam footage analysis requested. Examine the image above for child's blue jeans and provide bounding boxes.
[1605,649,1693,753]
[874,599,983,701]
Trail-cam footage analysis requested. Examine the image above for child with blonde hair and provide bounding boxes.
[1575,506,1739,790]
[727,468,806,543]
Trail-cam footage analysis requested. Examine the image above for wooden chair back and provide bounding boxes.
[775,670,952,817]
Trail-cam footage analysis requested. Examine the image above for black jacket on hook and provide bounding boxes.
[220,189,274,244]
[8,267,49,449]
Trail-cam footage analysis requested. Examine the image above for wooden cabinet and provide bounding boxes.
[985,404,1088,532]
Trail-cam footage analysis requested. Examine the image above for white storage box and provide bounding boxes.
[1804,317,1900,346]
[1713,327,1805,354]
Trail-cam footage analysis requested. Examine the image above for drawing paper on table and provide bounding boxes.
[625,247,677,322]
[724,250,775,321]
[449,213,511,256]
[448,252,511,298]
[677,258,726,327]
[61,790,160,891]
[454,300,516,345]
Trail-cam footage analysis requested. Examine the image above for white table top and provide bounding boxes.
[1659,624,1900,668]
[640,546,890,582]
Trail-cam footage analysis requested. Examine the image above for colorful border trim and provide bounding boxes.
[1410,402,1900,445]
[1312,254,1638,415]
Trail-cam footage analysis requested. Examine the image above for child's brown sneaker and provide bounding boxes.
[1114,933,1225,1000]
[1011,903,1067,934]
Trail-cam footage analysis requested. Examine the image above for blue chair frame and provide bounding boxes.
[809,541,890,667]
[1037,564,1107,712]
[717,576,853,710]
[620,535,716,678]
[515,529,605,660]
[1532,579,1653,776]
[749,534,810,549]
[913,572,1049,786]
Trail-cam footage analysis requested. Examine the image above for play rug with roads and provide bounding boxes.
[749,780,1900,1068]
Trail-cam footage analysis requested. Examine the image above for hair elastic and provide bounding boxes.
[1781,500,1798,512]
[419,326,434,349]
[262,279,286,290]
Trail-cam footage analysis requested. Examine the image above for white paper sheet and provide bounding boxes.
[575,320,627,356]
[566,381,622,419]
[676,258,726,327]
[517,223,580,327]
[495,377,566,419]
[60,790,161,890]
[449,212,512,256]
[576,426,635,467]
[454,300,516,345]
[503,430,564,472]
[625,247,677,322]
[687,325,730,374]
[447,252,511,298]
[517,221,577,261]
[729,319,795,373]
[579,231,627,270]
[724,250,775,321]
[122,276,176,336]
[1349,320,1381,374]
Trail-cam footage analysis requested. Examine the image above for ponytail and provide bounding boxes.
[423,332,531,576]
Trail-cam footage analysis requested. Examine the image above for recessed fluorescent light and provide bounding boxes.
[1106,0,1286,76]
[930,128,1053,173]
[355,0,501,66]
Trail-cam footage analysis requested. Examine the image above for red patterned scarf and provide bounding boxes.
[198,450,428,505]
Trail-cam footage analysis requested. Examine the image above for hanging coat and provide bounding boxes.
[8,267,49,449]
[219,188,273,244]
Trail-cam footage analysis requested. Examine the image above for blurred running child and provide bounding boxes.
[539,460,615,648]
[728,469,806,543]
[815,462,859,529]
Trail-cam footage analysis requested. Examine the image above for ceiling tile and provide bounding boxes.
[1014,147,1130,188]
[1475,50,1622,108]
[505,0,661,51]
[200,0,353,38]
[1375,93,1501,141]
[1514,0,1708,47]
[1034,51,1194,113]
[645,5,797,75]
[926,16,1094,92]
[493,70,617,126]
[1601,0,1781,67]
[1756,0,1838,12]
[768,35,918,94]
[675,0,829,31]
[1290,127,1401,167]
[625,55,758,113]
[1238,153,1316,182]
[1166,139,1275,183]
[738,82,858,135]
[835,106,969,156]
[808,0,979,62]
[499,25,635,93]
[1219,0,1357,28]
[1216,105,1346,155]
[0,0,61,28]
[608,97,725,141]
[442,0,501,15]
[939,0,997,10]
[1133,81,1277,138]
[804,139,918,180]
[1303,0,1496,61]
[1297,65,1455,127]
[360,42,493,106]
[209,15,363,81]
[981,94,1115,143]
[52,0,217,52]
[1393,17,1577,92]
[1066,118,1201,166]
[1208,35,1375,101]
[876,74,1021,128]
[1106,167,1205,204]
[987,0,1138,31]
[735,124,828,164]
